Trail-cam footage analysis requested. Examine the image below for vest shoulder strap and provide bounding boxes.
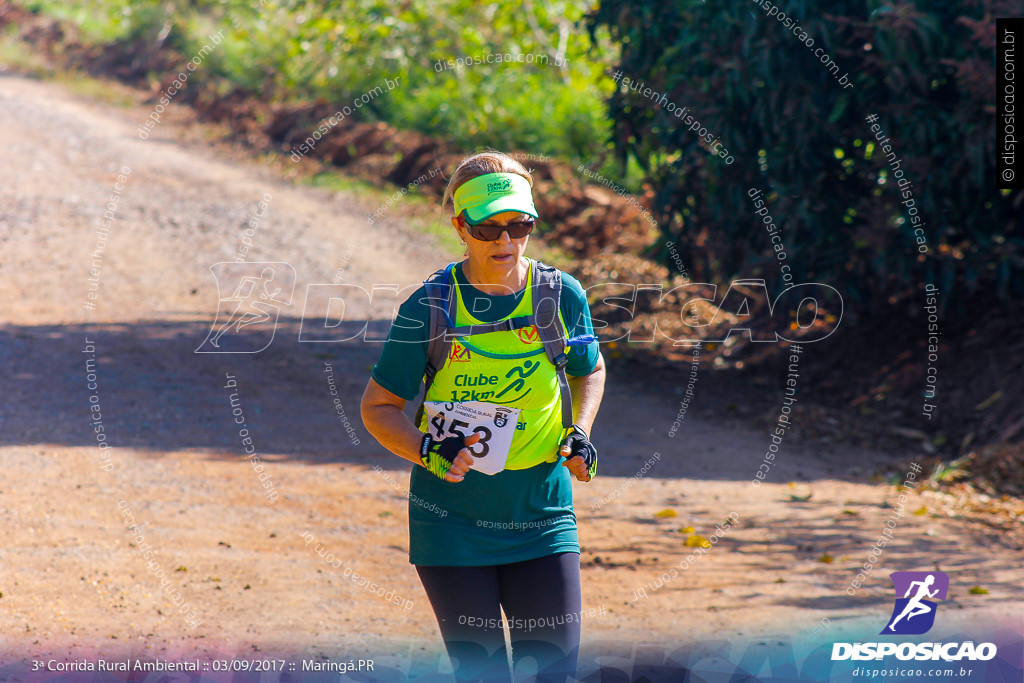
[415,259,574,430]
[423,262,456,389]
[415,263,457,427]
[530,258,567,365]
[530,259,573,429]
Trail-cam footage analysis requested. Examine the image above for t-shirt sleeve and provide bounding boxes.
[370,285,431,401]
[559,271,600,377]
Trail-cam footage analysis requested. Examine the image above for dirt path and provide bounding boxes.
[1,74,1021,670]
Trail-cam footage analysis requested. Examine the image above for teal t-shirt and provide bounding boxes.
[370,259,600,567]
[371,260,600,400]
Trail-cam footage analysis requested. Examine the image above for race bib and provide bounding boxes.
[421,401,521,475]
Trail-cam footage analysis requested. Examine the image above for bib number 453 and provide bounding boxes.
[430,410,493,458]
[421,401,520,475]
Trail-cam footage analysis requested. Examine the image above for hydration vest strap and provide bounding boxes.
[531,260,574,429]
[445,315,536,338]
[552,352,573,429]
[416,258,575,430]
[416,264,457,427]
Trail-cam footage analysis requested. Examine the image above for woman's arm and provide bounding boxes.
[567,351,606,438]
[560,351,606,482]
[359,378,424,466]
[360,377,478,481]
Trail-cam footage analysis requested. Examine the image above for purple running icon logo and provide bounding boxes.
[881,571,949,635]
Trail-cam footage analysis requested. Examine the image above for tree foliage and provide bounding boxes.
[587,0,1021,318]
[19,0,617,164]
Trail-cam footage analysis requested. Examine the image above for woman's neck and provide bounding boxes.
[462,257,528,295]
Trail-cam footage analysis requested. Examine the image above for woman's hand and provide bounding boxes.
[421,431,482,482]
[560,449,593,482]
[443,432,481,482]
[558,425,597,482]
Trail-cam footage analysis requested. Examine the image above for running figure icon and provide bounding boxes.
[209,267,282,347]
[196,261,296,354]
[880,571,949,635]
[886,574,939,632]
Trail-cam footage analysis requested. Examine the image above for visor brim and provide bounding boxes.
[463,199,539,224]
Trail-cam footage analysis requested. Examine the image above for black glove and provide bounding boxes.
[419,433,466,480]
[560,424,598,480]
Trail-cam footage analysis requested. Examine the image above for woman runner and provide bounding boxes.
[361,150,606,682]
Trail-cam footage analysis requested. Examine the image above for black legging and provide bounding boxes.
[415,551,582,683]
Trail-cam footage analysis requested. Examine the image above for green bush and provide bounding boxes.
[587,0,1021,317]
[18,0,620,167]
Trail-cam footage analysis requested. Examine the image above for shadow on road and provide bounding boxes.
[5,315,891,481]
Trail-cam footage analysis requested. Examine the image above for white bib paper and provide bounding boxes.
[421,401,521,475]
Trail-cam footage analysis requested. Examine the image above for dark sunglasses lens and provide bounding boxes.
[471,225,499,241]
[507,220,535,238]
[466,219,535,241]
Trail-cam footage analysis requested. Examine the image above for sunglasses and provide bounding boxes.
[460,214,536,241]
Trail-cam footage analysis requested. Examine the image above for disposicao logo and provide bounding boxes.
[881,571,948,635]
[831,571,997,663]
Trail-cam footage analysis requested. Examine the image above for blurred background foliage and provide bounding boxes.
[588,0,1020,320]
[16,0,628,181]
[12,0,1022,322]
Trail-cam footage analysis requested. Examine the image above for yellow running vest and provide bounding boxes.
[416,260,571,470]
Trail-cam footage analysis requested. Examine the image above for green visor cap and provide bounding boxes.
[452,172,539,224]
